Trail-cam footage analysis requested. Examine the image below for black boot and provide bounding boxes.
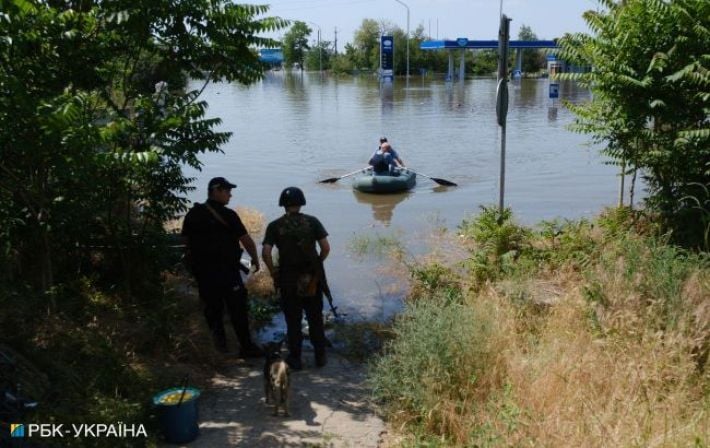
[285,356,303,371]
[315,348,327,367]
[212,334,228,353]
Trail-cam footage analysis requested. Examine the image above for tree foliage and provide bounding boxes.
[332,19,498,77]
[353,18,380,70]
[305,40,332,71]
[0,0,285,292]
[282,21,311,68]
[557,0,710,248]
[517,24,545,74]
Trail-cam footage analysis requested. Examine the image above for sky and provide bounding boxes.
[246,0,598,47]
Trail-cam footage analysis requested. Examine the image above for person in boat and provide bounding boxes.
[262,187,330,370]
[376,137,405,166]
[369,141,405,175]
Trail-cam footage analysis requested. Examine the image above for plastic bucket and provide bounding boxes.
[153,387,201,444]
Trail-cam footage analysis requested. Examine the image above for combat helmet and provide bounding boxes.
[278,187,306,207]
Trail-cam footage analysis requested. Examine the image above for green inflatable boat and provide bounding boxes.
[352,169,416,194]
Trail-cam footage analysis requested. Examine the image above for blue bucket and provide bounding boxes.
[153,387,201,444]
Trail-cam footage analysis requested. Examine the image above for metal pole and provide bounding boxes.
[306,21,322,73]
[393,0,410,78]
[499,123,507,212]
[618,159,626,207]
[496,14,512,214]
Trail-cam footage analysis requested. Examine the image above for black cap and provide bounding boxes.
[379,136,388,143]
[208,177,236,190]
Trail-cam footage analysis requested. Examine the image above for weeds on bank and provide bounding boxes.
[371,206,709,447]
[332,321,394,362]
[350,231,406,259]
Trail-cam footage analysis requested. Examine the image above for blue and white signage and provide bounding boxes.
[456,37,469,47]
[549,83,560,99]
[381,36,394,80]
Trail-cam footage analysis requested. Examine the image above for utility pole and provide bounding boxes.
[306,21,322,74]
[334,27,338,54]
[496,14,512,214]
[393,0,410,78]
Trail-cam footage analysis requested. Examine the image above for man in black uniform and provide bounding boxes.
[262,187,330,370]
[181,177,263,357]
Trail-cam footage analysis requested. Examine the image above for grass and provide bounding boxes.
[371,206,709,447]
[332,320,394,362]
[349,231,406,259]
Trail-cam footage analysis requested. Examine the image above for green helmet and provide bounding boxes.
[278,187,306,207]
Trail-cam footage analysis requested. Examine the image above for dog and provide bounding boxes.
[263,340,290,417]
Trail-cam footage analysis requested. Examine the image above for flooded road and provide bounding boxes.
[184,73,618,319]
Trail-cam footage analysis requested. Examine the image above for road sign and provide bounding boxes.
[381,36,394,74]
[496,79,509,127]
[549,83,559,99]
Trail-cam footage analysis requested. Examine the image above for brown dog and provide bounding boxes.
[263,341,290,417]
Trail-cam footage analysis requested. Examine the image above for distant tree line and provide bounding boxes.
[281,19,548,76]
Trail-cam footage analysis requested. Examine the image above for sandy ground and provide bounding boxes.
[172,347,386,448]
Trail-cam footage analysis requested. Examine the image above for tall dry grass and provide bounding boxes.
[372,209,709,447]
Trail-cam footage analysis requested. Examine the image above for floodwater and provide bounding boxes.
[184,73,618,320]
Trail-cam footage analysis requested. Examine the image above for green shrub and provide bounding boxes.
[459,206,528,259]
[459,206,530,285]
[534,218,596,270]
[370,296,496,433]
[409,263,462,303]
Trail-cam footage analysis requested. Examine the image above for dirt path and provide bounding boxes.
[176,347,386,447]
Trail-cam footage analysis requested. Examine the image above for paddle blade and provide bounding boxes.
[432,177,457,187]
[318,177,340,183]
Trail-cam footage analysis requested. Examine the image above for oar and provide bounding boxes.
[318,167,370,183]
[406,169,458,186]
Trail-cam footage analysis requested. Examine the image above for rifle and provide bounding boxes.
[318,261,340,319]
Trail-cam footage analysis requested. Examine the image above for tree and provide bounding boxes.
[0,0,285,292]
[305,40,332,71]
[517,24,545,74]
[353,19,380,70]
[282,21,311,69]
[558,0,710,248]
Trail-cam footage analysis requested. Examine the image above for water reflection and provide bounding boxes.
[432,185,452,194]
[352,190,411,226]
[447,83,467,111]
[380,82,394,114]
[516,78,541,108]
[547,106,558,121]
[284,71,307,99]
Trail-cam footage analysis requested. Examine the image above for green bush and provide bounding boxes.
[459,206,530,285]
[370,296,496,432]
[534,218,596,270]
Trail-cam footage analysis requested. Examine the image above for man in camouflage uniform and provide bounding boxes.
[262,187,330,370]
